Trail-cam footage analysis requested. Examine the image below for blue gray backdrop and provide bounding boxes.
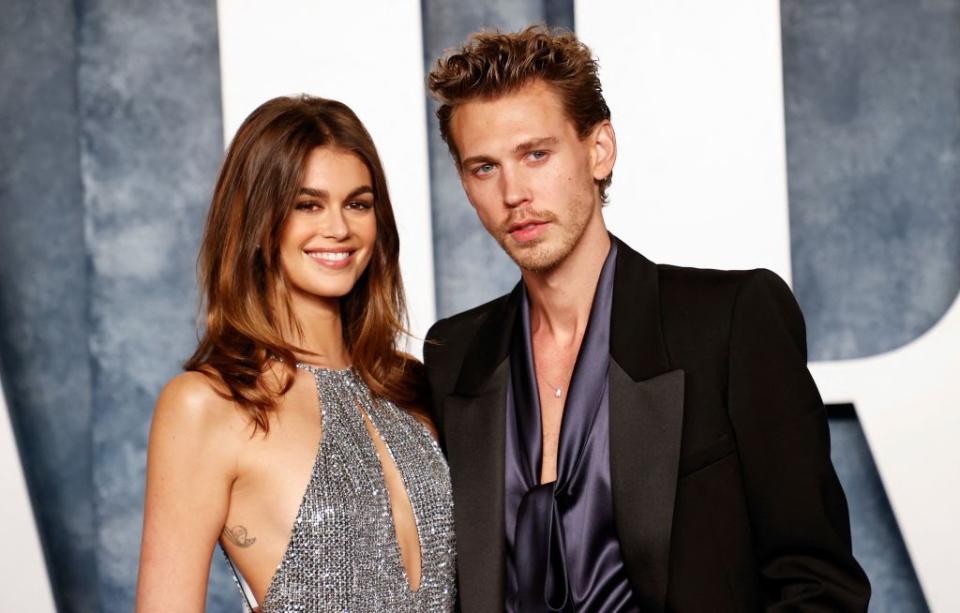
[1,0,954,610]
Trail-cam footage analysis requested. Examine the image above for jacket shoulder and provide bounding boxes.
[657,263,790,307]
[425,292,513,349]
[654,263,796,358]
[422,291,515,433]
[423,291,514,378]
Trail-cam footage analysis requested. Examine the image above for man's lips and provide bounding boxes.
[507,220,549,242]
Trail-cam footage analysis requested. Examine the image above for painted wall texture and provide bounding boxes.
[0,0,234,611]
[0,2,96,611]
[782,0,960,361]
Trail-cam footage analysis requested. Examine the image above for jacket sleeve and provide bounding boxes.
[727,269,871,611]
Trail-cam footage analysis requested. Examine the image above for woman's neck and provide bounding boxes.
[278,291,351,369]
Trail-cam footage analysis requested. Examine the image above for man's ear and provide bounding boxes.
[590,120,617,182]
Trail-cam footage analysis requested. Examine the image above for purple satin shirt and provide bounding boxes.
[505,242,640,612]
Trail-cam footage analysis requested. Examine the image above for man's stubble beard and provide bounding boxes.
[493,195,593,274]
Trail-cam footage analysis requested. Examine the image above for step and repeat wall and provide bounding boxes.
[1,1,956,611]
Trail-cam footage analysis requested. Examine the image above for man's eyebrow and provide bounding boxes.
[460,137,560,168]
[513,136,559,153]
[460,153,496,168]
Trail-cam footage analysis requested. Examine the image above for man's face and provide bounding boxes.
[449,80,611,272]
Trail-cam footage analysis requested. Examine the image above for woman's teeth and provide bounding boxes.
[308,251,351,261]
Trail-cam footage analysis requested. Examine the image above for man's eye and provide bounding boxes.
[529,150,548,161]
[474,163,495,176]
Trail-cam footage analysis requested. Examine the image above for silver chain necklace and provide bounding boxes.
[541,378,563,399]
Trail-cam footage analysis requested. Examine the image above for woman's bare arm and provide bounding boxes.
[136,372,243,612]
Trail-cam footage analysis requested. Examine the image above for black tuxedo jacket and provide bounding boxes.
[423,237,870,612]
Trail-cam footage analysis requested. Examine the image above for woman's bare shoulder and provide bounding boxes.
[152,371,249,440]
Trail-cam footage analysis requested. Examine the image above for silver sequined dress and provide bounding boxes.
[226,364,456,612]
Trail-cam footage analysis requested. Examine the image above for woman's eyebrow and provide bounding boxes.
[297,186,373,199]
[346,186,374,199]
[297,187,328,200]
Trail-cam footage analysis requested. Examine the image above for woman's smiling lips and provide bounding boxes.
[304,248,356,270]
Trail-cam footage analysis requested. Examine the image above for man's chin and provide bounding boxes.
[506,244,565,273]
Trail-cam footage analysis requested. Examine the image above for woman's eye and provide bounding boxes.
[346,200,373,210]
[295,201,321,212]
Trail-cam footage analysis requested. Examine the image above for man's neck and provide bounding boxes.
[523,225,611,346]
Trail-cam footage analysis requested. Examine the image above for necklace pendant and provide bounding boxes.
[554,387,562,398]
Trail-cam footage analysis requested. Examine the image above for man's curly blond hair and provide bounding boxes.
[428,25,613,202]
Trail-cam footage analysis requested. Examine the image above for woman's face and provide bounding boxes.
[278,146,378,304]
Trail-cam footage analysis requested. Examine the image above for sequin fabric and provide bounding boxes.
[229,365,456,612]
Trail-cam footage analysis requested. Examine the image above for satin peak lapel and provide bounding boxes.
[608,237,685,610]
[443,286,520,613]
[609,363,684,611]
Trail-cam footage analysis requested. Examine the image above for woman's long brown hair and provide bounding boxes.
[185,95,427,432]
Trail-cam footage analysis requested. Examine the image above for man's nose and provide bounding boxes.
[501,165,531,208]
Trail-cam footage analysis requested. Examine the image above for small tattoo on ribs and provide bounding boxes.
[223,525,257,548]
